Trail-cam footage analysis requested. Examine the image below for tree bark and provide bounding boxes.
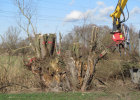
[40,35,47,59]
[81,57,92,91]
[35,34,41,58]
[64,50,78,90]
[47,34,56,56]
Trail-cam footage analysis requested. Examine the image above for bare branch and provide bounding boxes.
[15,0,36,36]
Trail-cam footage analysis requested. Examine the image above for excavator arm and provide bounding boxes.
[110,0,128,32]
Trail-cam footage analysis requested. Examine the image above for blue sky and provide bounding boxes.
[0,0,140,38]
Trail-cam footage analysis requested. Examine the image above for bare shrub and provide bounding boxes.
[0,26,21,52]
[0,56,40,93]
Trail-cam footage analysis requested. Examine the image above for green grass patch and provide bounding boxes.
[0,91,140,100]
[0,92,109,100]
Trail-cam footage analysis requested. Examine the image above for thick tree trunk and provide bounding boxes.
[43,34,49,56]
[81,57,92,91]
[35,34,41,58]
[59,32,62,55]
[47,34,56,56]
[64,51,78,90]
[40,35,47,59]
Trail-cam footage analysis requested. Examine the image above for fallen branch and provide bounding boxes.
[0,83,29,90]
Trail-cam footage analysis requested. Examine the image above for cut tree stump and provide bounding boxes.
[47,34,56,56]
[40,35,47,59]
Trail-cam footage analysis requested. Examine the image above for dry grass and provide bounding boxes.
[0,55,41,93]
[96,60,121,80]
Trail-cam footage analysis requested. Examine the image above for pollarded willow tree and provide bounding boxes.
[14,0,108,92]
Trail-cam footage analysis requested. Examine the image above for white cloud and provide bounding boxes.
[99,6,114,16]
[65,11,83,22]
[130,7,140,15]
[64,8,98,22]
[83,8,98,18]
[64,1,114,22]
[97,1,105,6]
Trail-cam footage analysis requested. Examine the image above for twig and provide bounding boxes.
[12,45,31,55]
[95,77,106,85]
[0,83,29,90]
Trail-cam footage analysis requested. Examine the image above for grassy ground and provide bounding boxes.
[0,91,140,100]
[0,92,109,100]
